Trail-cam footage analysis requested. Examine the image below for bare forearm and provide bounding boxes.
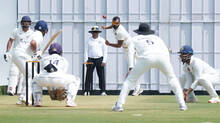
[6,39,13,52]
[30,40,37,53]
[186,88,193,94]
[102,25,113,29]
[108,43,121,48]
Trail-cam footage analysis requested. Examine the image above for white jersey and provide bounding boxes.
[10,28,33,50]
[13,30,43,56]
[40,54,69,74]
[113,25,131,49]
[84,36,108,63]
[127,35,169,68]
[183,56,220,89]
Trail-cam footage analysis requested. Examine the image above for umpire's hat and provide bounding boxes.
[89,26,102,33]
[134,23,155,35]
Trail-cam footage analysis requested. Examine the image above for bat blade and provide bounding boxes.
[42,30,62,55]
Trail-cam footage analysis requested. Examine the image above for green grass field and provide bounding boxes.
[0,95,219,123]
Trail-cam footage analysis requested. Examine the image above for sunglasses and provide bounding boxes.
[112,21,119,25]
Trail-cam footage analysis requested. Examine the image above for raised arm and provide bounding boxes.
[102,25,113,30]
[105,40,123,48]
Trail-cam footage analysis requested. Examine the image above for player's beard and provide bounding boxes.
[113,25,119,30]
[181,56,191,64]
[21,22,30,29]
[22,25,29,29]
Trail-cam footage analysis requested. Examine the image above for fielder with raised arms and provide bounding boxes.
[32,43,80,107]
[112,23,187,112]
[4,16,33,96]
[102,16,143,96]
[178,45,220,103]
[11,20,48,105]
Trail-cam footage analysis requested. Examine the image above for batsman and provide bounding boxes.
[4,16,33,96]
[11,20,48,105]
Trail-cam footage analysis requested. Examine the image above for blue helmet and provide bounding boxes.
[21,16,31,22]
[34,20,48,31]
[48,43,63,55]
[178,45,194,55]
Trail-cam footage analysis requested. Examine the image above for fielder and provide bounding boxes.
[4,16,33,96]
[179,73,198,103]
[102,16,143,96]
[112,23,187,112]
[178,45,220,103]
[11,20,48,105]
[32,43,80,107]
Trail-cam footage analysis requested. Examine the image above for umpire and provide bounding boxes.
[84,26,108,96]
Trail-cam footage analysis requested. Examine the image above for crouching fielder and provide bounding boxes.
[32,43,80,107]
[179,45,220,103]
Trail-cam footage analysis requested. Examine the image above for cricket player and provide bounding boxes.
[32,43,80,107]
[4,16,33,96]
[102,16,143,96]
[11,20,48,105]
[112,23,187,112]
[178,45,220,103]
[179,74,198,103]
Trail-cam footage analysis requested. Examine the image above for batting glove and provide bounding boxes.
[4,52,11,62]
[32,51,42,61]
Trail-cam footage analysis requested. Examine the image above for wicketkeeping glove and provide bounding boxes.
[48,87,67,101]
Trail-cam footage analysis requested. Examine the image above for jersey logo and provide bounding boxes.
[146,40,154,45]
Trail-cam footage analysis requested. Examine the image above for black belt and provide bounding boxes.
[88,57,103,60]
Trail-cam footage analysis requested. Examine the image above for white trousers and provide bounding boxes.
[7,63,24,94]
[117,55,186,108]
[124,49,141,91]
[179,75,197,102]
[32,72,80,105]
[196,73,220,99]
[12,51,33,102]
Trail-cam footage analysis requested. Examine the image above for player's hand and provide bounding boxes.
[101,25,107,29]
[101,62,105,67]
[125,68,132,78]
[32,51,42,61]
[105,40,110,46]
[4,52,11,62]
[184,91,188,102]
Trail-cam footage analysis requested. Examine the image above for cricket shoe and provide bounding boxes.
[84,92,90,96]
[7,87,15,96]
[8,92,14,96]
[208,98,220,103]
[187,97,198,103]
[34,104,42,107]
[16,100,24,105]
[101,92,107,96]
[132,89,143,96]
[33,101,42,107]
[21,100,32,106]
[179,104,187,111]
[66,102,77,107]
[7,89,15,96]
[112,102,123,112]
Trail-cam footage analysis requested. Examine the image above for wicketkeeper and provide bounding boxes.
[32,43,80,107]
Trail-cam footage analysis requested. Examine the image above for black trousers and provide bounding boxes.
[85,57,106,93]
